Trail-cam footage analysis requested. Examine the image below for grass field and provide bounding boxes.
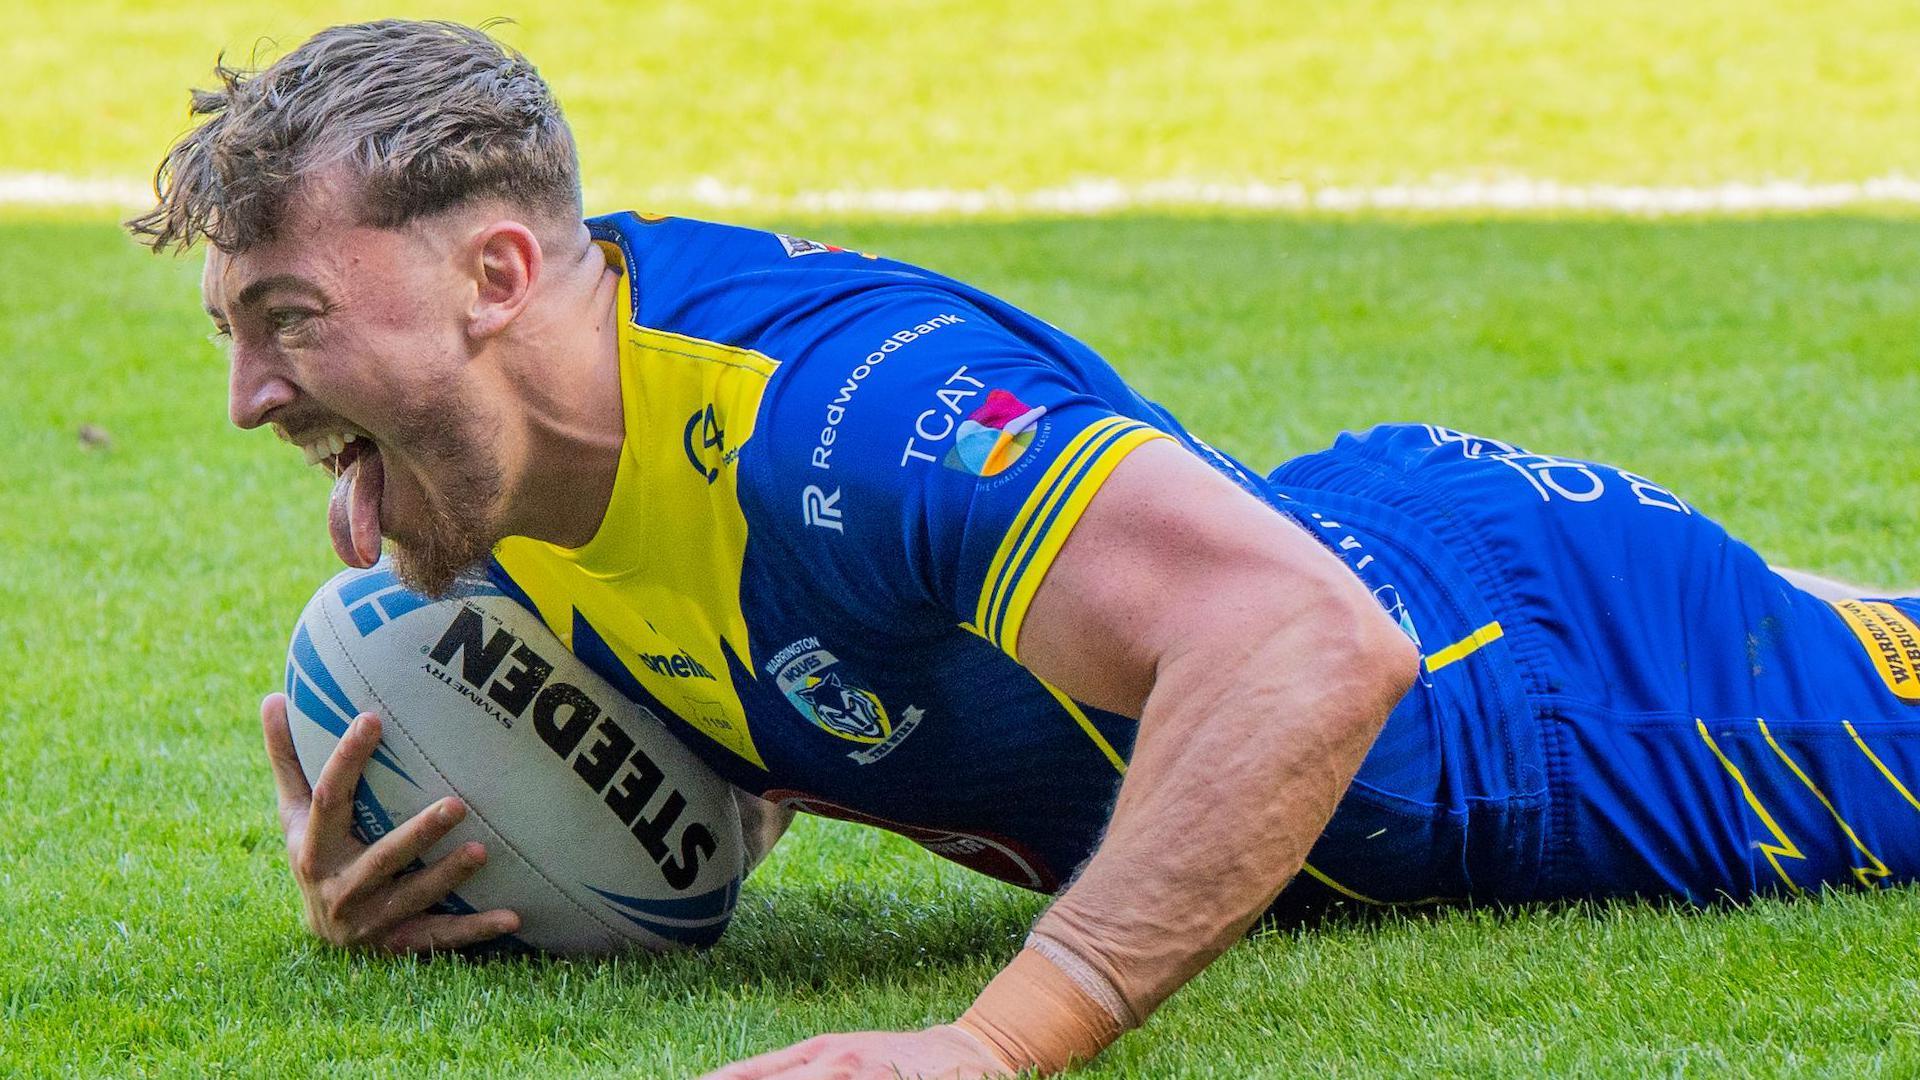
[7,2,1920,1077]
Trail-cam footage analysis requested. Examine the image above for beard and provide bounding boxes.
[384,390,507,598]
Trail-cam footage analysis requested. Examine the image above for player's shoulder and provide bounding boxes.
[747,288,1061,486]
[590,209,851,266]
[583,212,1140,529]
[587,211,940,327]
[587,208,1071,367]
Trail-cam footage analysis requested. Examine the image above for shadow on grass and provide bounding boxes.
[423,878,1042,1000]
[1253,877,1920,940]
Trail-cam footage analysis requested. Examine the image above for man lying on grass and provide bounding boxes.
[131,19,1920,1080]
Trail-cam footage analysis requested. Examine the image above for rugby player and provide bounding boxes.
[131,20,1920,1079]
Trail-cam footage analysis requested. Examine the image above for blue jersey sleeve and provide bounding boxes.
[750,291,1170,659]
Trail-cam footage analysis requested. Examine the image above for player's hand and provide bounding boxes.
[697,1025,1013,1080]
[260,692,521,952]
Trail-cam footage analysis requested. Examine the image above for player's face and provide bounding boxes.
[203,187,507,596]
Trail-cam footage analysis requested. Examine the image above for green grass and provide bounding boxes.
[10,5,1920,1076]
[6,211,1920,1076]
[11,0,1920,196]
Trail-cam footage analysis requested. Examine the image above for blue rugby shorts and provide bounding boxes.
[1261,423,1920,908]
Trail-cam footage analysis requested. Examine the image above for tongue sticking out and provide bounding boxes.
[328,447,385,568]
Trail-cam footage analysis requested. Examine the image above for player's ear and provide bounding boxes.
[467,221,541,339]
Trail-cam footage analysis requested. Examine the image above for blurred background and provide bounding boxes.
[9,0,1919,211]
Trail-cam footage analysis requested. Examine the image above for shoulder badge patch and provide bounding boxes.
[1833,600,1920,703]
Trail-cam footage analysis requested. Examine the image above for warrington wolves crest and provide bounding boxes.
[771,644,891,744]
[793,670,890,741]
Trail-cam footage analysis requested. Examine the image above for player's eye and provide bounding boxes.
[207,325,232,347]
[269,309,313,334]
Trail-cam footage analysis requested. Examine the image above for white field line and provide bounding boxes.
[11,170,1920,216]
[659,175,1920,216]
[0,173,153,206]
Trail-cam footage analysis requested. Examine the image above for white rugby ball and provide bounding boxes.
[283,561,745,954]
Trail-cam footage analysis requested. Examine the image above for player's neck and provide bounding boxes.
[495,240,626,551]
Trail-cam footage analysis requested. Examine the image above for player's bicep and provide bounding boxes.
[1015,439,1380,719]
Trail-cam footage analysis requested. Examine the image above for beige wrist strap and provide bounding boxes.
[953,940,1131,1075]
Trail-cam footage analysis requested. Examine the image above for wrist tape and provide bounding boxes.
[953,934,1135,1074]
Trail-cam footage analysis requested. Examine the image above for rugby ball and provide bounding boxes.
[282,561,744,954]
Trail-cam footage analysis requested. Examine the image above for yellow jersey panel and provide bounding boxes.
[494,257,778,770]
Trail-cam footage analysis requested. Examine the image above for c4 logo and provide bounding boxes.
[683,406,725,484]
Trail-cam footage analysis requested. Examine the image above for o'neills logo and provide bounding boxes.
[424,605,719,887]
[638,643,716,681]
[1833,600,1920,703]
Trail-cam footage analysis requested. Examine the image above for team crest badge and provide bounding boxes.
[767,638,926,762]
[773,644,890,742]
[794,670,890,741]
[944,389,1047,477]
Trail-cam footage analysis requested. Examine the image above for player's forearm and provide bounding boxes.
[959,584,1415,1070]
[1048,592,1413,1013]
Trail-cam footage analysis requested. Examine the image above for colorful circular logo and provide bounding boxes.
[944,389,1047,477]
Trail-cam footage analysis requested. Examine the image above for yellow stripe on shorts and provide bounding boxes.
[1423,620,1505,673]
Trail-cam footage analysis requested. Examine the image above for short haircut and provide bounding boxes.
[127,19,582,254]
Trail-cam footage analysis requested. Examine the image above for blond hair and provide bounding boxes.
[127,19,581,253]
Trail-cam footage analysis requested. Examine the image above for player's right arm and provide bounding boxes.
[260,692,522,952]
[705,293,1415,1079]
[953,440,1415,1071]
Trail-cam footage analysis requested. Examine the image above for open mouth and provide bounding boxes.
[299,429,365,473]
[311,435,385,570]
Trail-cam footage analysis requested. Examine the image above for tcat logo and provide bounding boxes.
[802,485,844,532]
[940,389,1045,478]
[899,366,985,467]
[426,606,717,889]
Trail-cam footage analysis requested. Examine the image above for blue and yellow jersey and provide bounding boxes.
[484,218,1920,910]
[487,211,1250,891]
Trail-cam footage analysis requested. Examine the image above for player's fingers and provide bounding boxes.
[761,1065,859,1080]
[366,840,490,925]
[380,909,521,955]
[301,712,382,869]
[261,693,312,835]
[351,796,470,886]
[695,1036,827,1080]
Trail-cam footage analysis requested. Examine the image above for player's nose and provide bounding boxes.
[228,347,297,429]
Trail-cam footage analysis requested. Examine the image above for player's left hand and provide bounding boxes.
[697,1025,1013,1079]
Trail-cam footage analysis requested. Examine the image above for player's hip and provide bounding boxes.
[1259,432,1553,908]
[1266,423,1920,904]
